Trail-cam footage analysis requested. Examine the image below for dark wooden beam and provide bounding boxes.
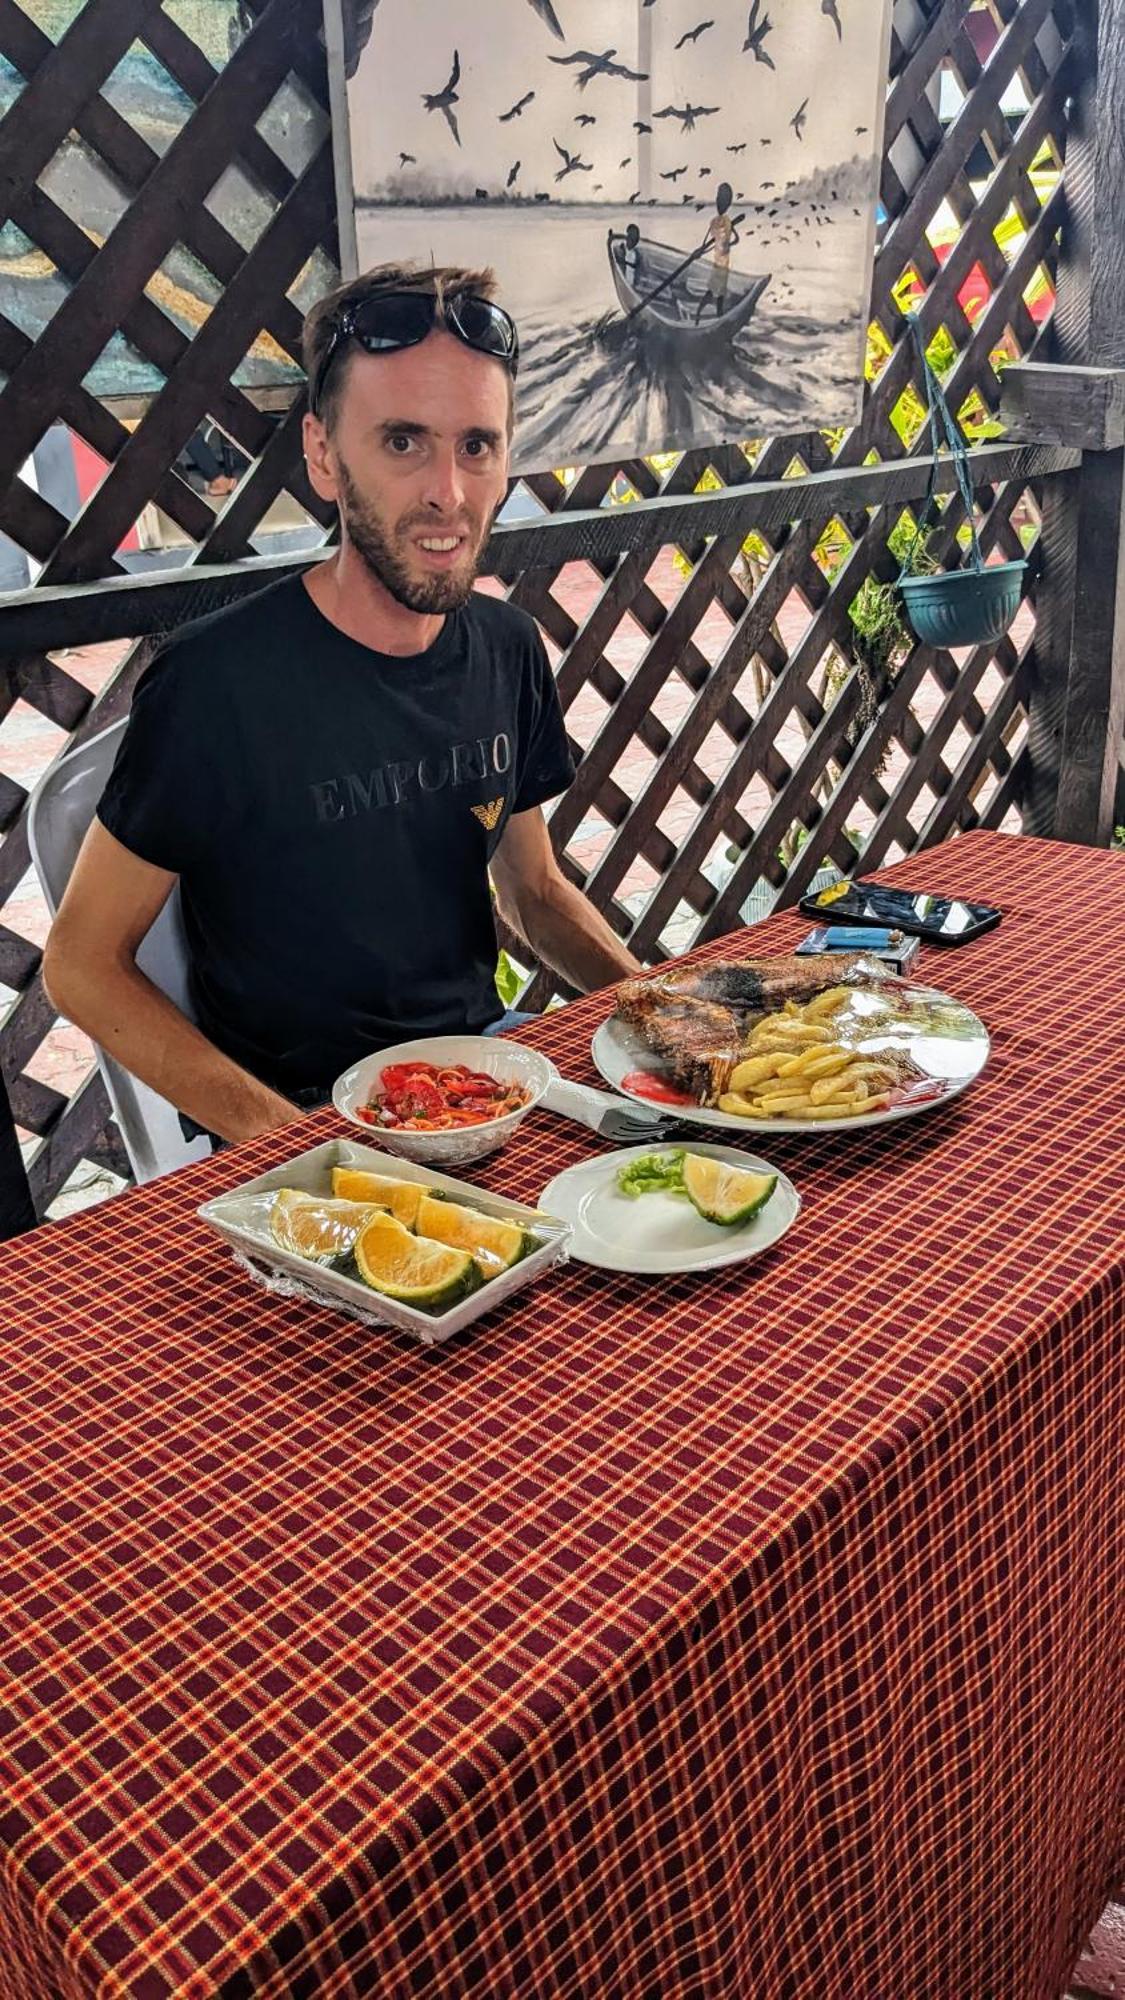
[1025,0,1125,845]
[0,0,164,228]
[0,1066,35,1241]
[1001,362,1125,449]
[24,1070,114,1217]
[0,0,298,505]
[0,443,1080,657]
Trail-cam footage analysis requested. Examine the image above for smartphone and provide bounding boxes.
[797,879,1002,944]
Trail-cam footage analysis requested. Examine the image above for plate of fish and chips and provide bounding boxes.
[592,955,990,1135]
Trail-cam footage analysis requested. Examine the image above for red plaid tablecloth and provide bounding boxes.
[1,829,1123,2000]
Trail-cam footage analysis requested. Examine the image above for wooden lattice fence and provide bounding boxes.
[0,0,1096,1212]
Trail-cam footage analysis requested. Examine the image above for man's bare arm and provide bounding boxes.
[43,822,304,1145]
[491,807,642,992]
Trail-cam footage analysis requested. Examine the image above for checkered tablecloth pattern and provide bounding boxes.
[1,830,1123,1999]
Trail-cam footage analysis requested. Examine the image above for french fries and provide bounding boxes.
[802,985,852,1021]
[718,988,900,1121]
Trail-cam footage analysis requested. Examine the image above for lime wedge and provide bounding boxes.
[270,1190,376,1263]
[354,1212,479,1311]
[415,1194,531,1278]
[331,1167,430,1228]
[682,1154,778,1228]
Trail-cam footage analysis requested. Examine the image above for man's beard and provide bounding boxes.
[337,461,487,614]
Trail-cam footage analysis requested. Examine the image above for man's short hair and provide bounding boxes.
[302,261,504,431]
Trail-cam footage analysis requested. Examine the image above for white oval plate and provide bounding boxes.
[591,980,990,1136]
[540,1143,800,1275]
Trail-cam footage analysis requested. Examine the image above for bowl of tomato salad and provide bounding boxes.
[332,1035,554,1165]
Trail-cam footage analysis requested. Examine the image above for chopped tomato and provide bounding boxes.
[381,1062,438,1092]
[621,1069,696,1107]
[390,1079,445,1120]
[367,1059,531,1129]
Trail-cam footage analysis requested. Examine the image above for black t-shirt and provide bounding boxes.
[98,576,575,1095]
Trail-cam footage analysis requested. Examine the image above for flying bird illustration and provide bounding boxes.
[552,137,593,181]
[634,119,653,133]
[548,48,649,89]
[629,189,640,201]
[620,155,632,167]
[699,166,712,176]
[856,125,868,135]
[653,101,719,132]
[422,50,460,146]
[398,151,416,166]
[506,160,521,187]
[726,142,747,154]
[822,0,842,37]
[527,0,564,37]
[791,99,808,140]
[676,19,714,47]
[500,90,535,121]
[575,112,597,126]
[743,0,775,65]
[660,165,688,182]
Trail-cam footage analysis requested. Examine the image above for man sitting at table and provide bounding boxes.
[43,262,641,1146]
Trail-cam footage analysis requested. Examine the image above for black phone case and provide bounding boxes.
[796,891,1001,944]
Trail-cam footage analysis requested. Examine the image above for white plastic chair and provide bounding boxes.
[28,717,213,1183]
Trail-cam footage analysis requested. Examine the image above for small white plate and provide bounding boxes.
[540,1143,800,1275]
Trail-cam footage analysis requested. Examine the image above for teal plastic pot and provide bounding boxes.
[899,559,1026,648]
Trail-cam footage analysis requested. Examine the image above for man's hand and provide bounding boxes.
[43,822,304,1146]
[490,807,642,993]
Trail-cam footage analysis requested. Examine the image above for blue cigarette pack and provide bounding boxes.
[795,924,921,976]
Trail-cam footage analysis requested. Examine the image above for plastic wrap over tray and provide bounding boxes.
[198,1138,571,1345]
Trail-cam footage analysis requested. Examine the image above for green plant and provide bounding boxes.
[841,531,937,754]
[494,947,526,1009]
[849,576,909,687]
[723,827,863,870]
[1113,826,1125,850]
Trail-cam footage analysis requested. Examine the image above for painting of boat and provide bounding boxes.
[606,231,771,346]
[336,0,893,465]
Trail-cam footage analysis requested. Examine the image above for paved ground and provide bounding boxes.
[1068,1889,1125,1998]
[0,553,1024,1214]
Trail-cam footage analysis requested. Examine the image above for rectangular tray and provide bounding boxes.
[198,1138,572,1345]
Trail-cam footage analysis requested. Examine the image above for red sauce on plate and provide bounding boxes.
[621,1069,696,1107]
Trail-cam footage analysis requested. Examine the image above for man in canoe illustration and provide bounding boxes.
[620,223,645,288]
[694,181,739,323]
[609,222,647,295]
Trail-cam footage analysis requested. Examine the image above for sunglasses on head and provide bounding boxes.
[310,290,520,417]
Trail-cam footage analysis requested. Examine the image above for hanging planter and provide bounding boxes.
[896,317,1026,649]
[899,560,1027,648]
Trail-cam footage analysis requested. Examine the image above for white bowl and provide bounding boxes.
[332,1034,553,1167]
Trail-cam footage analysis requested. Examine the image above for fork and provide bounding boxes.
[539,1062,685,1145]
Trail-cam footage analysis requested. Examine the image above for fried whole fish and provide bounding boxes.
[616,956,867,1103]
